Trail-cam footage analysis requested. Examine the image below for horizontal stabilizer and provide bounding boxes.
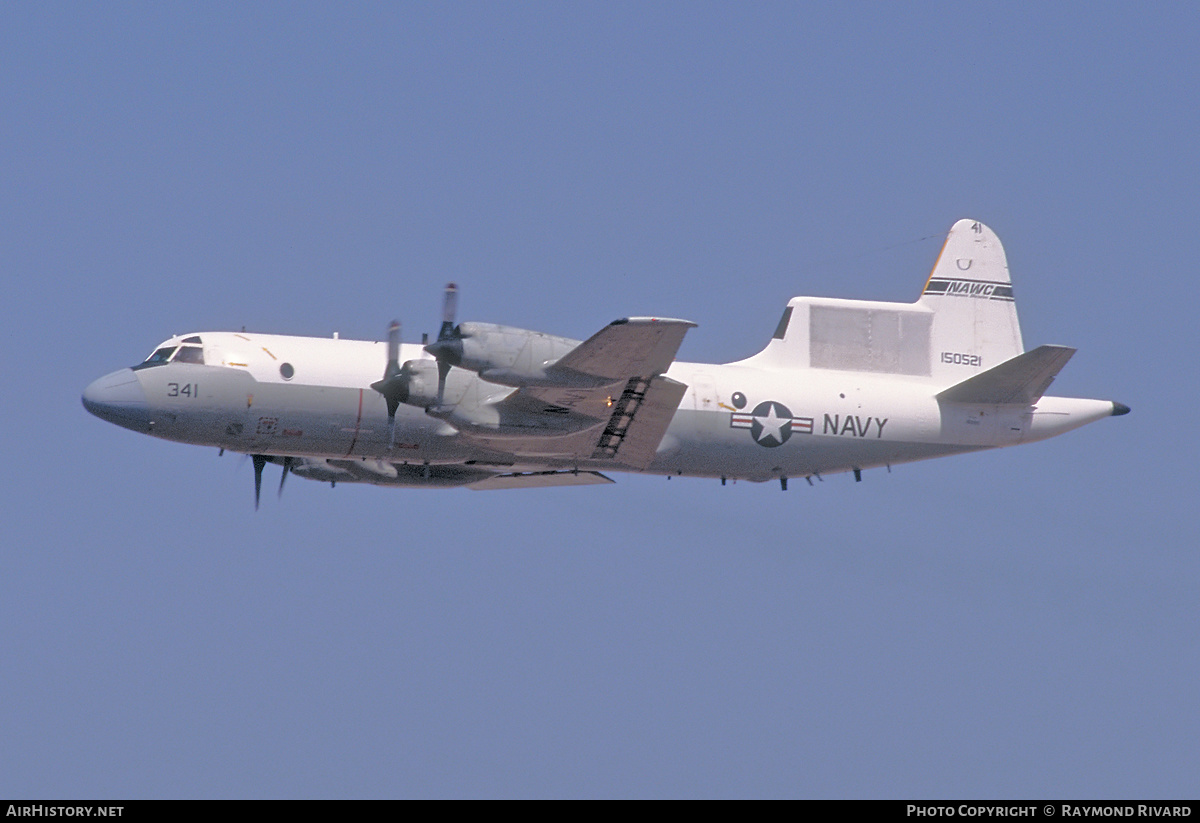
[936,344,1076,405]
[468,470,614,490]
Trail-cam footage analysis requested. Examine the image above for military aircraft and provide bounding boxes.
[82,219,1128,506]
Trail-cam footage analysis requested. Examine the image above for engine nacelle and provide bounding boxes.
[425,322,583,386]
[395,358,442,408]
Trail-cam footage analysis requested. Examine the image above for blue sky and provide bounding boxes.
[2,2,1197,798]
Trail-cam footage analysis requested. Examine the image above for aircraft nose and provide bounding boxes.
[82,368,152,433]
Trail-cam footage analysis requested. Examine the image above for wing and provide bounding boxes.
[457,317,696,468]
[550,316,695,383]
[468,470,614,490]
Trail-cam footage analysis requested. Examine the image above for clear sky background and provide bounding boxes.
[2,2,1197,798]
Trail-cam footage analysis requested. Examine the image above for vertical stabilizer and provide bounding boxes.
[920,219,1024,382]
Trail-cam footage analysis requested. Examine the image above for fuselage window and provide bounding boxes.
[173,346,205,364]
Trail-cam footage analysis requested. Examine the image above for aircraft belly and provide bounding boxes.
[645,404,980,481]
[132,367,473,463]
[240,382,370,455]
[237,383,475,461]
[144,368,1020,478]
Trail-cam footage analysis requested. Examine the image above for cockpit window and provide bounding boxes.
[173,346,205,364]
[143,346,178,365]
[182,336,203,344]
[133,344,205,370]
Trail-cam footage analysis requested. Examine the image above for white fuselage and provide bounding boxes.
[83,329,1116,485]
[82,221,1126,491]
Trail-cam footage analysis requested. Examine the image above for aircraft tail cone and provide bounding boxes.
[1111,402,1131,416]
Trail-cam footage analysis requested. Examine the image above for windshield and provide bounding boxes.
[141,346,177,366]
[132,343,205,370]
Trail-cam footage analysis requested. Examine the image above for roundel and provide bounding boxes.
[749,400,793,447]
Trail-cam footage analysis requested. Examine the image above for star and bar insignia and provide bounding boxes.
[729,401,814,447]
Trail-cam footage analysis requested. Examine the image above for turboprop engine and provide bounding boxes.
[424,321,588,387]
[390,358,441,407]
[369,283,624,443]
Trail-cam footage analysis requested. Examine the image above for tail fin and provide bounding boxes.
[920,219,1024,382]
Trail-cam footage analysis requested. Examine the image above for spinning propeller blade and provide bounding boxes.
[426,282,461,407]
[372,283,463,423]
[252,454,266,510]
[438,282,458,342]
[370,319,407,447]
[278,456,294,498]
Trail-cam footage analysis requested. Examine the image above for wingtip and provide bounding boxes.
[616,316,699,328]
[1111,401,1131,416]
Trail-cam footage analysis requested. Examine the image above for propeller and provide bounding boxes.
[371,283,461,428]
[278,456,294,498]
[252,454,267,510]
[248,454,295,507]
[370,319,407,447]
[424,282,461,408]
[438,282,458,342]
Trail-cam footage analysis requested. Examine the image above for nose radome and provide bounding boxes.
[82,369,151,432]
